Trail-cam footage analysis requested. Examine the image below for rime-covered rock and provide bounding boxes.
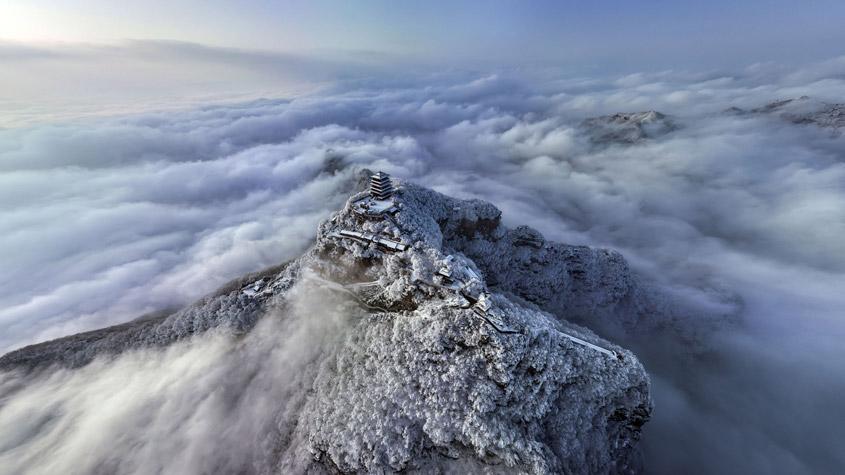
[581,111,677,145]
[0,174,652,474]
[731,96,845,130]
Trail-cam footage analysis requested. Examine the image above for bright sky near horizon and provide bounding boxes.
[3,0,845,67]
[2,0,845,127]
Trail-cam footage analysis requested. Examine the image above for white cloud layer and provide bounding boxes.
[2,55,845,473]
[0,281,358,473]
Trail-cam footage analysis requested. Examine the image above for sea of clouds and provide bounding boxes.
[0,279,361,473]
[1,52,844,473]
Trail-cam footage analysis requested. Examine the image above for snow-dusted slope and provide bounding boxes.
[581,111,677,145]
[0,173,651,474]
[730,96,845,130]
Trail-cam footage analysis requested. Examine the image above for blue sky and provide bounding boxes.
[3,0,845,68]
[2,1,845,126]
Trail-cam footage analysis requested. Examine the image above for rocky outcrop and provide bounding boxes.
[730,97,845,130]
[581,111,677,145]
[0,173,652,473]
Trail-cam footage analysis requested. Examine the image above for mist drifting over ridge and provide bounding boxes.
[1,53,845,473]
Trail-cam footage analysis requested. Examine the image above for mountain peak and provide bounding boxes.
[0,176,652,473]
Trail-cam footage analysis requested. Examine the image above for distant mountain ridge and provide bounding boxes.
[729,96,845,129]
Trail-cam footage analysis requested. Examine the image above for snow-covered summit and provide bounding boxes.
[0,172,652,473]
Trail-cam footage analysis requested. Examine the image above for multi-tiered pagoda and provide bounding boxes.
[369,171,394,200]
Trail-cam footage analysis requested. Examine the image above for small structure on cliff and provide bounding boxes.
[330,229,408,252]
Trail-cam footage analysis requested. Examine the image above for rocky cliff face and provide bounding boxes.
[0,173,652,474]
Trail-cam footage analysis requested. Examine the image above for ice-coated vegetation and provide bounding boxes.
[0,175,651,473]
